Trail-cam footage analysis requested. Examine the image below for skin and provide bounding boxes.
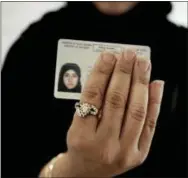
[63,69,79,89]
[93,2,138,15]
[39,3,164,177]
[39,50,164,177]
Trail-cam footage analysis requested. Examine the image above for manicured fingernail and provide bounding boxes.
[102,52,114,62]
[124,49,136,61]
[138,59,150,72]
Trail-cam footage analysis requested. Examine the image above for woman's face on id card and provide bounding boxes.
[63,69,79,89]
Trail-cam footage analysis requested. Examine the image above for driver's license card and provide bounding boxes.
[54,39,151,100]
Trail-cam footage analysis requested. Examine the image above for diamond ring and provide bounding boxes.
[75,102,99,118]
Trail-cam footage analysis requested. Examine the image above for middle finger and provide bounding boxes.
[97,50,136,139]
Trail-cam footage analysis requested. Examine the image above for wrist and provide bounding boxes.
[52,153,93,177]
[39,152,113,178]
[54,154,113,178]
[39,153,66,177]
[39,152,83,177]
[52,152,74,177]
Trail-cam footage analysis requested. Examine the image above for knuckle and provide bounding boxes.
[96,58,114,75]
[138,76,149,85]
[83,86,103,102]
[67,128,89,151]
[69,137,83,149]
[68,135,87,151]
[149,96,161,105]
[106,91,125,109]
[118,64,132,74]
[146,117,157,129]
[130,103,146,122]
[97,65,111,75]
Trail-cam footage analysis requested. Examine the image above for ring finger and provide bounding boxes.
[73,52,116,132]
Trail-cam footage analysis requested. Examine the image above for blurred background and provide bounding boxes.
[1,2,188,64]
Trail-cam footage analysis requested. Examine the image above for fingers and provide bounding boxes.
[120,57,151,145]
[97,50,136,139]
[138,80,164,153]
[73,52,116,131]
[81,52,116,108]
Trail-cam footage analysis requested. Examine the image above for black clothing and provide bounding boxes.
[2,2,187,177]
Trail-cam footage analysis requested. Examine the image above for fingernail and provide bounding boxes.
[156,80,165,91]
[114,52,122,60]
[138,59,150,72]
[102,52,114,62]
[154,80,165,100]
[124,49,136,61]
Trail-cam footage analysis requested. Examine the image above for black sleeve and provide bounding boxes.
[164,26,187,176]
[2,21,50,177]
[174,26,187,176]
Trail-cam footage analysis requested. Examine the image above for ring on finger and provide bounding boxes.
[75,102,99,118]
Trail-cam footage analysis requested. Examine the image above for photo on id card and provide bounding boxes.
[54,39,151,100]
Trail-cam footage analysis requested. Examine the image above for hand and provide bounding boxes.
[54,50,164,177]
